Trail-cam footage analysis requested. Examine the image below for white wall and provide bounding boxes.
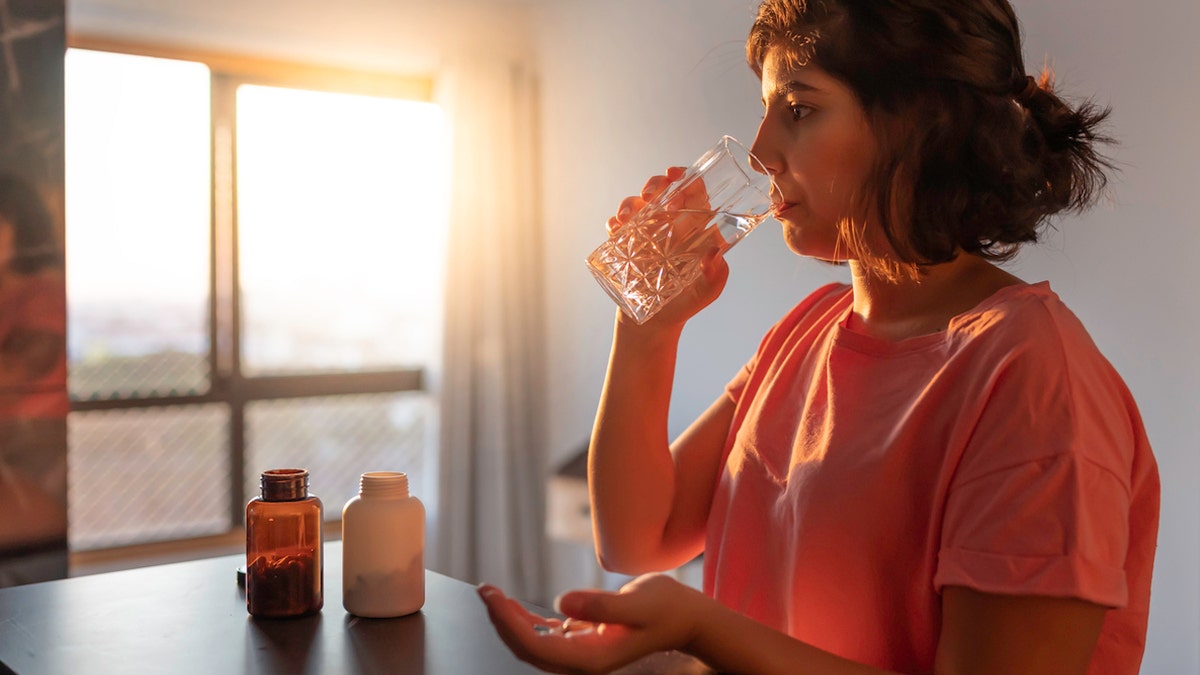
[69,0,1199,670]
[533,1,1199,672]
[69,0,534,72]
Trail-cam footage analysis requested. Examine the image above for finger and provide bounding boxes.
[559,617,598,635]
[701,248,730,287]
[478,585,560,631]
[484,596,631,675]
[477,585,544,630]
[555,589,645,627]
[640,166,685,201]
[478,588,572,673]
[645,166,689,201]
[616,195,645,224]
[606,216,621,235]
[654,165,687,192]
[677,172,713,212]
[640,175,665,201]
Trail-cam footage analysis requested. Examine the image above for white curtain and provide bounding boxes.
[432,56,547,601]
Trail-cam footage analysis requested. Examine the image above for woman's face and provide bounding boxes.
[750,48,878,261]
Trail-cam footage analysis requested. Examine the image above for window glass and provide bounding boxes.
[64,49,212,400]
[236,85,450,376]
[244,392,432,516]
[68,405,230,550]
[62,49,442,552]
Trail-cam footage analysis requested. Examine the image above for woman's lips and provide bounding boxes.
[772,201,799,217]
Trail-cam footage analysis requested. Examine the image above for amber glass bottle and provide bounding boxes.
[245,468,324,618]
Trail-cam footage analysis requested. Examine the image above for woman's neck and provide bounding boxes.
[845,255,1024,341]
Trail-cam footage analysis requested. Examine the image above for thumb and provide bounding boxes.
[694,247,730,301]
[701,247,729,286]
[554,589,643,627]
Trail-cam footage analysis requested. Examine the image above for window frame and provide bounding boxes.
[66,34,436,535]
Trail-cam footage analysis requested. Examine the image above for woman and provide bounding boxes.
[478,1,1159,673]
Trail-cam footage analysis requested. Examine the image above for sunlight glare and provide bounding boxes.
[236,85,451,373]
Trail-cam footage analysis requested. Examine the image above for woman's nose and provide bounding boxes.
[747,151,771,178]
[749,127,781,177]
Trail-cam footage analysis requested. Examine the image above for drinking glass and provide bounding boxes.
[585,136,774,324]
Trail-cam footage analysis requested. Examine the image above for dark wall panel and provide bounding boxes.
[0,0,69,586]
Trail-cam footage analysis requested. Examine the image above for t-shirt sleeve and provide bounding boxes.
[934,304,1138,608]
[724,356,753,405]
[725,282,849,406]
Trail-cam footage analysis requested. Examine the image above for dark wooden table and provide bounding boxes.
[0,541,711,674]
[0,541,546,674]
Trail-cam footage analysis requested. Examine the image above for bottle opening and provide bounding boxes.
[260,468,310,501]
[360,471,409,498]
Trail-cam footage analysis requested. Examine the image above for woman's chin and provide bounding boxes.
[780,225,842,261]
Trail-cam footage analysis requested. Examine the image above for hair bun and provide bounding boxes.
[1013,75,1039,105]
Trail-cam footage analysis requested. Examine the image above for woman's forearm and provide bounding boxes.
[588,313,685,573]
[684,596,900,675]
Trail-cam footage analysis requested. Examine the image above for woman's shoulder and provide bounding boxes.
[952,281,1093,347]
[952,281,1134,403]
[749,282,851,362]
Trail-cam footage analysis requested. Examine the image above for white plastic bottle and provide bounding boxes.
[341,471,425,618]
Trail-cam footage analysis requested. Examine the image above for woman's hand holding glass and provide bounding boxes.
[604,166,730,331]
[586,136,771,325]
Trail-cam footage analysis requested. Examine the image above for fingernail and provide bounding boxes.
[618,205,630,219]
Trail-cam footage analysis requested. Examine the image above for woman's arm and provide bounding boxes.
[686,587,1105,674]
[687,585,1105,675]
[934,586,1106,675]
[588,317,736,574]
[477,576,881,674]
[478,576,1107,675]
[587,167,736,575]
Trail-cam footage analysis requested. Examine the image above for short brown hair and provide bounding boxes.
[748,0,1114,277]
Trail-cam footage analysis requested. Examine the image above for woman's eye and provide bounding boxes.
[790,104,813,121]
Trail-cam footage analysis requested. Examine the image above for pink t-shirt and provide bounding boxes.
[703,282,1159,673]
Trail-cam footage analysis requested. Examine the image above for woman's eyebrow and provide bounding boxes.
[761,80,820,106]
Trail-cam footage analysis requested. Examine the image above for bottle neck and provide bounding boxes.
[260,468,310,501]
[359,471,410,499]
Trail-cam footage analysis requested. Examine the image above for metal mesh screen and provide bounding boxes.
[68,404,230,550]
[244,392,431,520]
[69,350,210,401]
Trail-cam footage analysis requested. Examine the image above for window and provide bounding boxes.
[64,45,448,551]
